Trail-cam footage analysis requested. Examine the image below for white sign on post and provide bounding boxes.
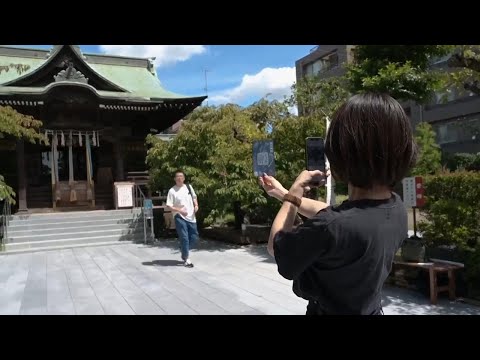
[325,116,335,206]
[115,182,134,208]
[402,177,417,208]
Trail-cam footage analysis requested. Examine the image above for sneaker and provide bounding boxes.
[184,259,194,268]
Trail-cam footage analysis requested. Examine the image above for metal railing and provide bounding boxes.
[1,200,12,249]
[132,184,155,244]
[133,183,146,209]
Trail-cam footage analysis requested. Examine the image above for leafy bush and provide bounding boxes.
[443,152,480,172]
[410,122,442,176]
[419,171,480,286]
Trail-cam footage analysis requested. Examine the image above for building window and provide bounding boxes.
[325,52,339,70]
[303,62,314,77]
[429,88,477,107]
[312,59,323,75]
[434,89,456,104]
[436,122,461,144]
[303,51,339,78]
[434,117,480,145]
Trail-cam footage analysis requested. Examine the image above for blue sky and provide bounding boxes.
[18,45,314,107]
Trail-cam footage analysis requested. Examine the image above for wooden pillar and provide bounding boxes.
[113,123,125,181]
[16,140,28,213]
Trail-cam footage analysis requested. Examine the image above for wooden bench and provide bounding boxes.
[392,260,464,304]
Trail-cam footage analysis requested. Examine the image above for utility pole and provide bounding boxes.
[325,116,336,206]
[320,109,336,206]
[204,68,210,106]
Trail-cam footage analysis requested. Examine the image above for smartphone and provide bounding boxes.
[306,137,326,186]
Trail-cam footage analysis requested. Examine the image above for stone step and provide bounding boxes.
[9,216,144,231]
[10,209,142,224]
[3,234,151,253]
[8,222,144,238]
[8,227,145,243]
[3,208,152,253]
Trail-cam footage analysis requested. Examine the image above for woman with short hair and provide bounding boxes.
[260,93,417,315]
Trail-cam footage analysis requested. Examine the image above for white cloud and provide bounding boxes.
[209,67,296,105]
[99,45,206,67]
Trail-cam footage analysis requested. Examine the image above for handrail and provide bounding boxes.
[1,199,12,248]
[132,184,155,244]
[133,184,146,208]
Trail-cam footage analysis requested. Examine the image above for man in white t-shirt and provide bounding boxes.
[166,170,199,268]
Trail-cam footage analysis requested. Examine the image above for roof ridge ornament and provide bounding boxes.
[46,45,87,60]
[54,62,89,84]
[46,45,63,58]
[147,58,157,76]
[71,45,87,60]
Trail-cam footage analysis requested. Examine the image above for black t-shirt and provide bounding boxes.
[273,193,407,315]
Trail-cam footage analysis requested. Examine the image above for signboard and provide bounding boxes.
[415,177,425,207]
[143,199,153,219]
[402,177,425,208]
[114,182,134,208]
[253,140,275,177]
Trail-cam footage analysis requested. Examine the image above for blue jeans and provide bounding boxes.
[174,215,199,260]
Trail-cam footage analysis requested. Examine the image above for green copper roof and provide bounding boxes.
[0,46,204,101]
[0,56,44,83]
[89,63,184,99]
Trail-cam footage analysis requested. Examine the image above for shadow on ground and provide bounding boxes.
[144,238,275,264]
[382,285,480,315]
[142,259,184,267]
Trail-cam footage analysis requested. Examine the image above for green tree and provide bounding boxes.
[0,65,46,203]
[346,45,452,103]
[246,96,290,133]
[447,45,480,95]
[410,122,442,176]
[283,75,350,196]
[146,104,269,228]
[286,75,349,117]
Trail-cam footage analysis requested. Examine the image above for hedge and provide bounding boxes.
[419,171,480,291]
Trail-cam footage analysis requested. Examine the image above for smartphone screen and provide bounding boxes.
[306,137,326,186]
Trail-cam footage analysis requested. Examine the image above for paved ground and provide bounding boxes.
[0,239,479,315]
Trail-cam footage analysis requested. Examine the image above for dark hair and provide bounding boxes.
[174,169,185,177]
[325,93,417,189]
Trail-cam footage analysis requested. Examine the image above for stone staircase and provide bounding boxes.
[2,208,151,253]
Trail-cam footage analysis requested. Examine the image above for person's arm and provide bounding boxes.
[267,171,334,279]
[259,173,329,219]
[267,175,305,257]
[267,200,298,256]
[276,188,328,218]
